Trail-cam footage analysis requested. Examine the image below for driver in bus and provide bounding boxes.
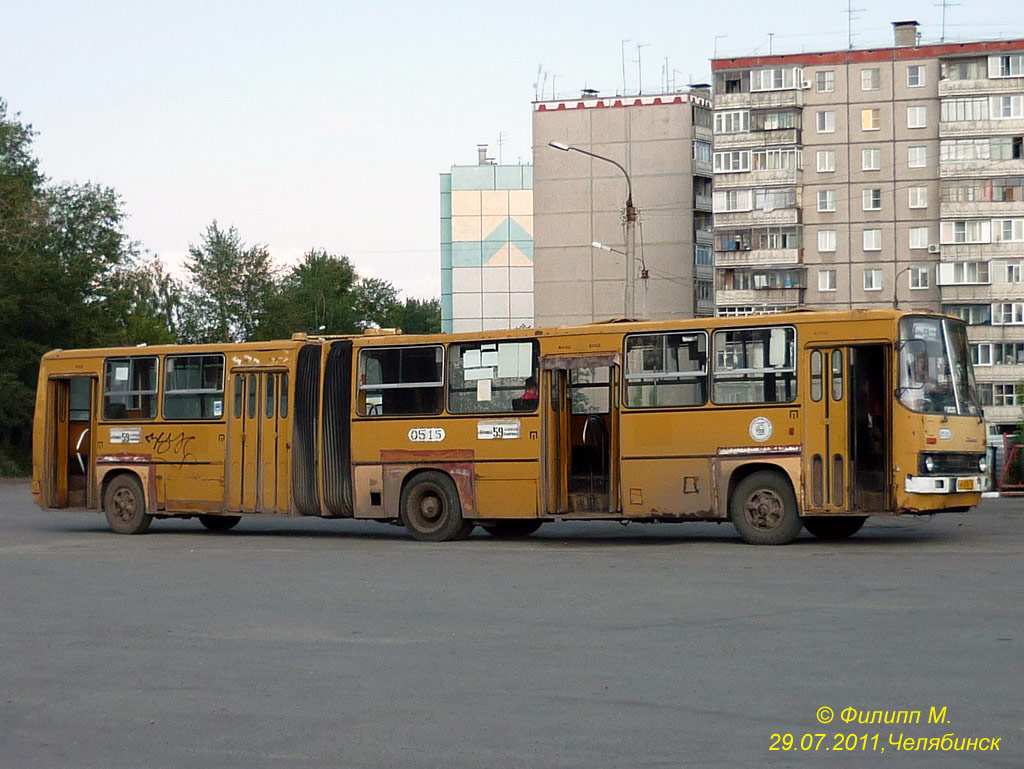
[902,349,950,412]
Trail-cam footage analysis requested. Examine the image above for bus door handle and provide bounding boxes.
[75,428,90,474]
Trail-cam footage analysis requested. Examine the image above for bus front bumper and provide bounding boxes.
[904,475,989,494]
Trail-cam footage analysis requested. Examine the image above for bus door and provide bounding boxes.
[227,369,288,513]
[542,356,619,515]
[44,376,96,509]
[804,349,850,512]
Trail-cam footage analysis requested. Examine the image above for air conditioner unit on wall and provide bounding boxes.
[801,81,812,89]
[928,244,941,253]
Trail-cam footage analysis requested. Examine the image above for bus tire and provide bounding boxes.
[803,516,867,540]
[729,470,801,545]
[400,471,474,542]
[102,474,152,535]
[199,515,242,532]
[481,520,542,538]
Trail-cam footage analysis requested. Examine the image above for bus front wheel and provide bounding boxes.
[481,520,543,538]
[400,471,474,542]
[729,471,801,545]
[803,516,867,540]
[199,515,242,532]
[102,474,152,535]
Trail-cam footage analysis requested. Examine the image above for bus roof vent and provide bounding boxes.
[363,328,402,336]
[291,333,309,340]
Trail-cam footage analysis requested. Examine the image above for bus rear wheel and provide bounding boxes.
[481,520,543,538]
[729,471,801,545]
[803,516,867,540]
[103,474,152,535]
[400,471,474,542]
[199,515,242,532]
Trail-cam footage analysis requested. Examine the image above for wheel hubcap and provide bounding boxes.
[418,493,442,522]
[744,489,784,530]
[112,488,136,521]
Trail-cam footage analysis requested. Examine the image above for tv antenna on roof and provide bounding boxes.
[936,0,961,42]
[844,0,865,49]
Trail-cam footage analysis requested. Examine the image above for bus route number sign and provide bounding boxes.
[408,428,445,443]
[477,420,520,440]
[109,427,141,445]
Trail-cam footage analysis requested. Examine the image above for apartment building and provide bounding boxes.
[532,91,713,325]
[440,146,533,333]
[711,22,1024,433]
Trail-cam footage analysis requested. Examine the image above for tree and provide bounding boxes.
[353,276,402,329]
[180,222,275,343]
[258,249,359,339]
[393,297,441,334]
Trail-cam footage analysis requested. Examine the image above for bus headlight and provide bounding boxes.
[923,455,936,473]
[978,456,988,474]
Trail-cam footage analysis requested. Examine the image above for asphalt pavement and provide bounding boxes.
[0,479,1021,768]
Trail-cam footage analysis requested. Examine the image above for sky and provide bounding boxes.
[6,0,1024,300]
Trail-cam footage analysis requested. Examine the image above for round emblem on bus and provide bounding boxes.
[749,416,773,443]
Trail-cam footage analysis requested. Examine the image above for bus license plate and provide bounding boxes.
[956,478,976,492]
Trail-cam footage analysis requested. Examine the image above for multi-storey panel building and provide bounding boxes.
[712,21,1024,435]
[440,146,533,333]
[532,91,714,325]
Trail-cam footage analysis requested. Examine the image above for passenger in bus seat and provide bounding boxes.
[512,377,539,411]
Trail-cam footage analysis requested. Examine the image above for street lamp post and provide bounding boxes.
[548,141,640,319]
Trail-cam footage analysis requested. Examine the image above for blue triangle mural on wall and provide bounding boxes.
[482,217,533,263]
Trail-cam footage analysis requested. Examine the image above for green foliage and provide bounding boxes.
[180,222,276,343]
[258,249,359,339]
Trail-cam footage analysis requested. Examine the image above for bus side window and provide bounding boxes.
[279,374,289,418]
[810,351,823,402]
[831,350,844,401]
[234,375,243,419]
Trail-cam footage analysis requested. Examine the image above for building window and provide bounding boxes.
[989,54,1024,78]
[993,302,1024,324]
[103,357,158,420]
[940,261,990,285]
[713,150,751,173]
[817,150,835,172]
[695,244,714,266]
[692,140,712,162]
[358,345,444,416]
[816,110,835,133]
[861,68,880,91]
[862,188,882,211]
[907,65,925,87]
[941,97,989,123]
[818,230,837,252]
[864,268,883,291]
[863,229,882,251]
[945,304,991,325]
[816,70,835,93]
[751,147,800,171]
[713,189,753,212]
[1007,261,1023,283]
[993,218,1024,242]
[624,332,708,408]
[993,383,1021,406]
[714,110,750,134]
[909,227,929,249]
[909,266,930,289]
[818,269,837,291]
[971,343,993,366]
[862,148,881,171]
[907,106,927,128]
[861,108,880,131]
[940,219,991,244]
[992,342,1024,364]
[817,190,836,212]
[163,354,225,420]
[908,145,927,168]
[909,186,928,209]
[750,67,801,92]
[991,95,1024,120]
[712,327,797,404]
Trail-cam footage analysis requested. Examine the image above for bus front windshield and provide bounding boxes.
[898,317,980,417]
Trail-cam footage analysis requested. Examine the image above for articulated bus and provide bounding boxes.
[32,310,988,545]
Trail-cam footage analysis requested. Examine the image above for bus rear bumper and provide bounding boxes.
[904,475,989,494]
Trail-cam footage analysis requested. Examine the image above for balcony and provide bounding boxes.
[714,208,800,227]
[980,404,1024,424]
[940,159,1024,179]
[967,324,1024,343]
[713,128,802,149]
[694,159,712,176]
[940,199,1024,218]
[940,241,1024,259]
[694,194,713,212]
[714,168,801,188]
[939,76,1024,97]
[694,125,713,143]
[695,228,714,244]
[694,264,715,280]
[940,118,1024,138]
[939,284,996,303]
[716,287,804,306]
[715,90,803,110]
[713,247,801,267]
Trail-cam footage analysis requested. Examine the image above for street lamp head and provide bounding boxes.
[548,141,571,151]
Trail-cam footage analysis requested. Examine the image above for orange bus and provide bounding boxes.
[32,309,988,545]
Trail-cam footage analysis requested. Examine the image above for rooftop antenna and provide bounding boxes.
[621,39,631,94]
[844,0,865,49]
[713,35,727,59]
[497,131,506,164]
[936,0,961,42]
[635,43,651,94]
[533,64,547,101]
[768,32,775,55]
